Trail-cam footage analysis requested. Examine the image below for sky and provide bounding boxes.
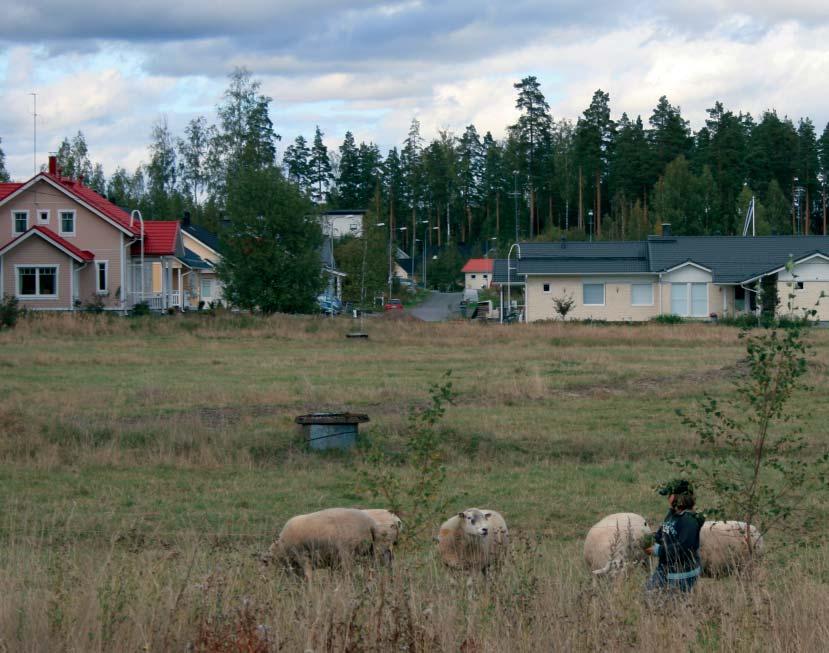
[2,1,829,181]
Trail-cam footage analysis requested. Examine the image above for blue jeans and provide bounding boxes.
[645,566,699,594]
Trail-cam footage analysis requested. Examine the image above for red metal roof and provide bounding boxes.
[47,174,140,235]
[461,258,495,274]
[131,220,180,255]
[0,183,23,201]
[0,226,95,262]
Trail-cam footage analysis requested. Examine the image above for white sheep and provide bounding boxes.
[700,521,764,577]
[436,508,508,572]
[361,508,403,563]
[269,508,377,580]
[584,512,651,576]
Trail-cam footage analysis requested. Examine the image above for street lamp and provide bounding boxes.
[588,209,594,242]
[486,236,498,258]
[511,170,520,243]
[419,220,429,288]
[505,242,521,324]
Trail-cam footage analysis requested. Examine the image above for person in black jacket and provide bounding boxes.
[644,479,704,595]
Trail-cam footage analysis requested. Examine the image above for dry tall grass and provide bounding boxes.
[2,313,828,651]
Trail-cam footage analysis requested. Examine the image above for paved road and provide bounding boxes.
[409,291,463,322]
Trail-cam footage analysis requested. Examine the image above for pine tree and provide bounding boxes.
[796,118,819,234]
[648,96,693,178]
[703,101,749,234]
[333,131,361,208]
[0,137,9,182]
[308,126,332,204]
[283,135,311,193]
[575,90,614,237]
[356,142,383,209]
[510,76,552,236]
[457,124,484,241]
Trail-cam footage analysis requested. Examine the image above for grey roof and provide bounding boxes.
[491,235,829,285]
[180,247,213,270]
[647,235,829,283]
[182,223,222,254]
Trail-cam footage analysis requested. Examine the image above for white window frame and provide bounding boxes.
[59,209,76,236]
[671,282,709,317]
[15,264,59,299]
[96,260,109,294]
[12,209,28,236]
[631,283,654,306]
[542,283,551,293]
[583,283,605,306]
[201,277,214,299]
[38,209,50,225]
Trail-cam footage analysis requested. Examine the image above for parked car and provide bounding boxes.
[317,293,343,315]
[384,298,404,311]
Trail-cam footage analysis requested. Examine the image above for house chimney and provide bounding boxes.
[77,174,84,186]
[560,235,567,249]
[48,155,57,176]
[183,211,191,227]
[661,223,672,237]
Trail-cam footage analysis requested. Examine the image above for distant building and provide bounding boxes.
[462,258,494,289]
[320,210,367,239]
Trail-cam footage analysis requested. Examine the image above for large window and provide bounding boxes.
[583,283,605,305]
[17,266,57,297]
[96,261,108,293]
[60,210,76,235]
[671,282,708,317]
[631,283,653,306]
[13,211,28,235]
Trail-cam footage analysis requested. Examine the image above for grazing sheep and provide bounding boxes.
[584,512,651,577]
[437,508,508,572]
[361,509,403,563]
[269,508,377,580]
[700,521,764,577]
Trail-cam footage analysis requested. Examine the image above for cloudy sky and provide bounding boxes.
[2,1,829,180]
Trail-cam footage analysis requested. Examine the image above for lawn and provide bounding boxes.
[1,312,827,651]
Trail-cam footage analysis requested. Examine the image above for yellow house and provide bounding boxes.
[180,213,224,309]
[493,233,829,323]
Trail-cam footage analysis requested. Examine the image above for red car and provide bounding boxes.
[384,298,404,311]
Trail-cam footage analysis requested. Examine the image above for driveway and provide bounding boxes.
[409,291,463,322]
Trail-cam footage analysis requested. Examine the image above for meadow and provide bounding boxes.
[1,312,827,651]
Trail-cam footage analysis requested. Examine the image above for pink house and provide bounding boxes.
[0,156,204,312]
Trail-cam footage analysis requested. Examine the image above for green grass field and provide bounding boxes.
[1,313,827,651]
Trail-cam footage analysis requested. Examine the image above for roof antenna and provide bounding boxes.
[741,195,755,237]
[29,92,38,175]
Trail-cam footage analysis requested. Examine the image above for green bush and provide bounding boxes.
[651,314,684,324]
[130,302,151,317]
[0,294,22,329]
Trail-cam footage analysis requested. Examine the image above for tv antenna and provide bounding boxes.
[741,194,755,237]
[29,92,38,175]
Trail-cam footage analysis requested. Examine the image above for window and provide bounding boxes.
[201,278,214,299]
[483,274,488,279]
[471,274,477,279]
[543,283,551,293]
[671,282,708,317]
[17,266,57,297]
[38,210,50,224]
[796,281,805,290]
[691,283,707,316]
[60,210,75,235]
[13,211,28,234]
[631,283,653,306]
[583,283,604,305]
[96,261,108,293]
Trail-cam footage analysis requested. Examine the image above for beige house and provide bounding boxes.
[494,234,829,323]
[462,258,494,289]
[1,156,223,312]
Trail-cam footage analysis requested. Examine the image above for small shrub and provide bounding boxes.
[130,301,151,317]
[0,294,22,329]
[652,313,684,324]
[84,294,107,314]
[552,293,575,320]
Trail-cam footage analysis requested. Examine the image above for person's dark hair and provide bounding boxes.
[672,491,696,510]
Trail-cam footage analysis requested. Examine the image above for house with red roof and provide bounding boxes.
[461,258,494,290]
[0,155,218,312]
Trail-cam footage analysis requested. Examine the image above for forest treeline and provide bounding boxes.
[3,69,828,253]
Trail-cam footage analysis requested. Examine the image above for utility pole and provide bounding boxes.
[510,170,520,243]
[29,92,37,175]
